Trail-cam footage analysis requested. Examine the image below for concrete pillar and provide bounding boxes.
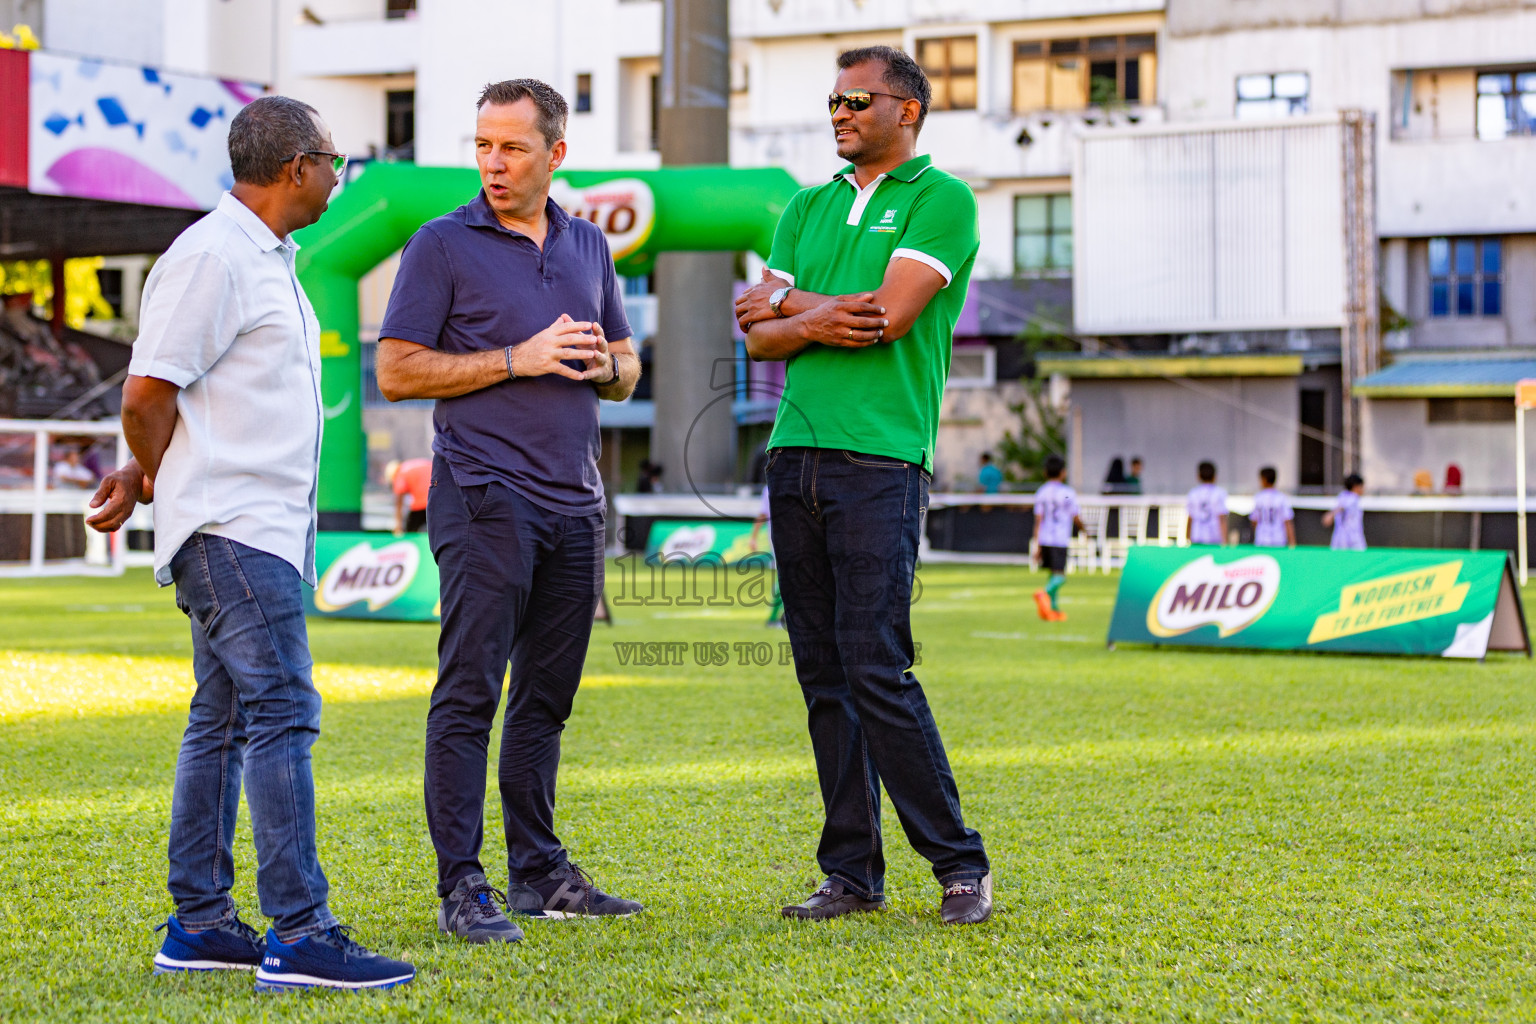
[652,0,735,494]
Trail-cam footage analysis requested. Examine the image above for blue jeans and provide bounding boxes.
[767,447,989,899]
[167,533,336,942]
[424,459,605,895]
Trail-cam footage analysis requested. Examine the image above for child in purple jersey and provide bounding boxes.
[1323,473,1367,550]
[1250,466,1296,548]
[1031,455,1083,621]
[1186,461,1228,546]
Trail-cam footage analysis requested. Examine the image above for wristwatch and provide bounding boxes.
[768,286,793,318]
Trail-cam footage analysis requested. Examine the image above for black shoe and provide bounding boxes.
[508,862,644,919]
[781,878,885,921]
[152,913,264,973]
[939,873,992,926]
[438,872,524,944]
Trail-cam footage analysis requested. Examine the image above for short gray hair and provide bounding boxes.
[228,96,326,186]
[477,79,568,149]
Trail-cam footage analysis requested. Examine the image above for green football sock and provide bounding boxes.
[1045,573,1065,610]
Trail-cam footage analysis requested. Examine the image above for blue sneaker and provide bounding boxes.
[152,914,263,973]
[254,925,415,992]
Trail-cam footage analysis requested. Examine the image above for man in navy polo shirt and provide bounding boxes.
[376,79,642,943]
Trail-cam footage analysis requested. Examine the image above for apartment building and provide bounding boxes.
[1061,0,1536,496]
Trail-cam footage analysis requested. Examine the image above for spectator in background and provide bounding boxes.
[1412,468,1434,495]
[1102,457,1127,494]
[636,458,663,493]
[1323,473,1367,550]
[977,452,1002,494]
[388,457,431,534]
[1124,457,1143,494]
[51,444,96,489]
[1251,466,1295,548]
[1186,461,1228,546]
[1444,463,1463,495]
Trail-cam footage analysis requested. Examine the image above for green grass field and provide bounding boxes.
[1,563,1534,1022]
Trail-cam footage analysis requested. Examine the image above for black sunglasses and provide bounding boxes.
[828,89,912,115]
[292,150,348,176]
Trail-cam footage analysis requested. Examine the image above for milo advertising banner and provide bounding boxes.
[302,532,440,622]
[1108,547,1530,659]
[645,521,768,565]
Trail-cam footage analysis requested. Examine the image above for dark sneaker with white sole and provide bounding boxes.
[508,862,644,919]
[439,872,524,944]
[781,878,885,921]
[939,873,993,926]
[152,913,263,973]
[254,925,415,992]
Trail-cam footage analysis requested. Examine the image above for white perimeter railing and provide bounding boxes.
[0,418,152,578]
[612,491,1535,571]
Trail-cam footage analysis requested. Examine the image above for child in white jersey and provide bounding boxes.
[1185,461,1228,546]
[1322,473,1367,550]
[1032,455,1083,622]
[1250,466,1295,548]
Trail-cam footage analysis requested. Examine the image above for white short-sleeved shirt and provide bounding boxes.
[1033,480,1080,548]
[1251,488,1294,547]
[1330,490,1366,550]
[1187,483,1228,545]
[129,193,323,587]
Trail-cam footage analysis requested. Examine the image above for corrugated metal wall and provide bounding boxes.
[1074,115,1348,335]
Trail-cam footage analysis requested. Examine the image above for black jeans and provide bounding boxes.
[767,447,989,899]
[424,456,605,896]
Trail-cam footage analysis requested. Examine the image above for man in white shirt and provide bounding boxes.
[1323,473,1368,550]
[1250,466,1295,548]
[1031,454,1082,621]
[1186,461,1228,546]
[86,96,412,992]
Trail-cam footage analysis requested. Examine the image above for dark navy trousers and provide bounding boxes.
[424,456,605,896]
[767,447,989,899]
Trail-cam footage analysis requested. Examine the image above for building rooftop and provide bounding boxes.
[1354,355,1536,397]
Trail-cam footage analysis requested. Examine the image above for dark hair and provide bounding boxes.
[836,45,931,134]
[1105,457,1126,484]
[1044,454,1066,480]
[1259,466,1277,486]
[1198,461,1217,482]
[1344,473,1364,490]
[477,79,568,149]
[1130,456,1143,466]
[979,452,992,463]
[228,96,325,186]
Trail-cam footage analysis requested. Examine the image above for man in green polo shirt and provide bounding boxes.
[737,44,991,927]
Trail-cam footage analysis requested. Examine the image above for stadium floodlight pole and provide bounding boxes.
[1517,379,1535,587]
[654,0,736,493]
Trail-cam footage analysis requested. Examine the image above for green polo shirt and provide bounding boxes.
[764,154,978,472]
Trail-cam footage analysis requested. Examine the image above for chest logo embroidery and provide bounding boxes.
[869,208,899,234]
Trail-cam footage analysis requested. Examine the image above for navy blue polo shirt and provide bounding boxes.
[379,192,630,516]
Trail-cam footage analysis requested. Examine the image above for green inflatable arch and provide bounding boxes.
[293,162,801,526]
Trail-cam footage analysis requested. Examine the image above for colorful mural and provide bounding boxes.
[27,51,263,211]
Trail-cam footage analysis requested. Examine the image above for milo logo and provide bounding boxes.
[549,177,656,262]
[1147,554,1280,638]
[314,540,421,613]
[657,524,717,561]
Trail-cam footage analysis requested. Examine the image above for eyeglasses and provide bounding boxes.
[293,150,348,176]
[827,90,912,115]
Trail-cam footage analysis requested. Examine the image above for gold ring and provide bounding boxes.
[847,327,853,338]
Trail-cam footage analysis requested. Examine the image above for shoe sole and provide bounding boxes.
[152,953,258,973]
[253,969,415,992]
[781,902,885,920]
[941,902,993,926]
[525,907,644,920]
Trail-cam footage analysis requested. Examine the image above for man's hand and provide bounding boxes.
[86,461,147,533]
[735,267,793,331]
[798,294,888,348]
[580,321,614,382]
[512,314,601,381]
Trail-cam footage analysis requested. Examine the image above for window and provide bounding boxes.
[385,0,415,18]
[916,36,978,111]
[575,73,592,113]
[947,346,996,389]
[1427,398,1515,424]
[1235,72,1309,120]
[1013,34,1154,113]
[96,268,124,318]
[648,73,659,150]
[1428,237,1502,318]
[1476,70,1536,140]
[385,90,414,159]
[1014,194,1072,276]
